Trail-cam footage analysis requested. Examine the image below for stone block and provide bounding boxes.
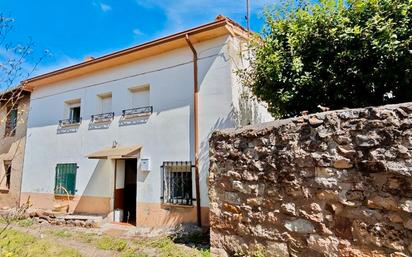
[284,219,315,233]
[333,158,353,169]
[232,181,252,194]
[223,191,241,205]
[403,218,412,230]
[210,248,229,257]
[315,177,338,188]
[400,199,412,213]
[281,203,297,216]
[266,242,289,257]
[367,195,399,211]
[307,235,339,257]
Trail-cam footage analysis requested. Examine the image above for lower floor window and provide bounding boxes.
[55,163,77,195]
[161,161,193,206]
[1,161,11,191]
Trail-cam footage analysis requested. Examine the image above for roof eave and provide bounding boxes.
[23,17,250,88]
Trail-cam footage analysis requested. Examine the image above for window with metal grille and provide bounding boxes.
[5,106,18,137]
[54,163,77,195]
[3,161,11,190]
[161,161,193,206]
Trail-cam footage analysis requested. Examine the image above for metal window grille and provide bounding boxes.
[161,161,193,206]
[4,161,11,190]
[54,163,78,195]
[91,112,115,123]
[122,106,153,118]
[59,117,82,127]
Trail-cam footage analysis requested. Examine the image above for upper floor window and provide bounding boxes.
[121,85,152,119]
[64,99,81,124]
[5,105,18,137]
[97,92,112,114]
[91,92,114,123]
[129,85,150,108]
[70,106,81,123]
[60,99,81,127]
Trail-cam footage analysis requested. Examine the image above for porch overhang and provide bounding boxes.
[86,145,142,160]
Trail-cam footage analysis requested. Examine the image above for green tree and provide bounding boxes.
[241,0,412,118]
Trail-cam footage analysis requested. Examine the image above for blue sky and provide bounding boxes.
[0,0,275,77]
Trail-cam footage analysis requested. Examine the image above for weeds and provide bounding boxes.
[0,229,83,257]
[96,237,128,251]
[16,218,33,227]
[47,229,73,238]
[6,223,210,257]
[0,197,31,237]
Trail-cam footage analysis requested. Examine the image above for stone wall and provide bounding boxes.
[0,94,30,208]
[209,103,412,257]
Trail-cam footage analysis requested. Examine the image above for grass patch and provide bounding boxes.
[147,236,207,257]
[76,232,98,244]
[199,249,211,257]
[0,229,83,257]
[96,237,128,251]
[47,229,74,238]
[42,227,210,257]
[15,218,34,227]
[121,249,149,257]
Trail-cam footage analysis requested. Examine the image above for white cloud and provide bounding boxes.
[93,2,112,12]
[135,0,274,36]
[100,3,112,12]
[132,28,144,36]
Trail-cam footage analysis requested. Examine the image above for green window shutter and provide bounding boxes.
[10,108,17,128]
[55,163,77,195]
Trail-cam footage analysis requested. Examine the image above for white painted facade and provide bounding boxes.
[21,34,272,226]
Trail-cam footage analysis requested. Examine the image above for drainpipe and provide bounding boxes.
[185,34,201,227]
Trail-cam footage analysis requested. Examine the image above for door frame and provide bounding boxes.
[112,158,138,225]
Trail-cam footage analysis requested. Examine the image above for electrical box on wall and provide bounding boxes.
[140,158,151,171]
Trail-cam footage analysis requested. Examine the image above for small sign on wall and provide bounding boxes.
[140,158,151,171]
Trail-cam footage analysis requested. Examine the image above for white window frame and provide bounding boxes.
[128,84,150,108]
[97,92,113,114]
[64,99,81,122]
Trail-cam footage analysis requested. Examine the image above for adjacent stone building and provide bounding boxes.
[0,86,31,208]
[209,103,412,257]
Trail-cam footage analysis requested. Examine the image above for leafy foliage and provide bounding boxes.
[241,0,412,118]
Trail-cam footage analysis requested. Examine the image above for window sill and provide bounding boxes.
[59,123,81,128]
[91,119,113,124]
[161,203,194,209]
[54,194,75,200]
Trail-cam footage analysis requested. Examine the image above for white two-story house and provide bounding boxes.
[20,16,272,228]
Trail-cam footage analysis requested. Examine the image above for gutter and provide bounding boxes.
[185,34,202,227]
